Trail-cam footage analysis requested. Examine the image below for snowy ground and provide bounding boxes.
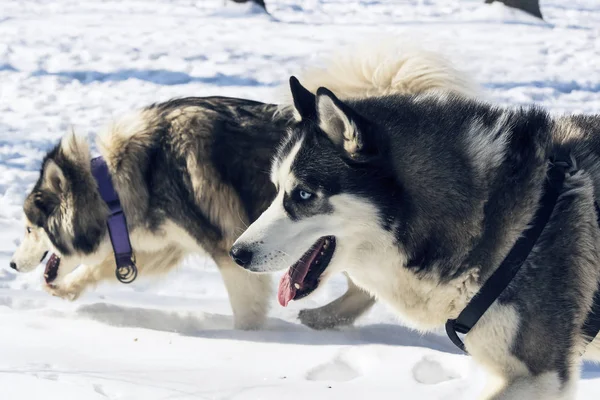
[1,0,600,399]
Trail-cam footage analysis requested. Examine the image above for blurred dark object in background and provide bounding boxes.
[229,0,268,13]
[485,0,543,20]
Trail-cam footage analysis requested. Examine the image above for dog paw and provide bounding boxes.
[298,308,345,330]
[233,315,267,331]
[44,282,84,301]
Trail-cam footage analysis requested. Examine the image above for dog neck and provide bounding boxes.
[446,154,572,352]
[91,156,138,283]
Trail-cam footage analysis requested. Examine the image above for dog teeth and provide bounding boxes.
[294,283,301,289]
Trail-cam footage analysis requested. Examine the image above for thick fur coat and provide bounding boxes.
[232,79,600,398]
[11,41,478,330]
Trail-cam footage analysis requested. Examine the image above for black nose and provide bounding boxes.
[9,262,17,270]
[230,245,253,268]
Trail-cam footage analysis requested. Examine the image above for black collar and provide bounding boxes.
[445,153,600,353]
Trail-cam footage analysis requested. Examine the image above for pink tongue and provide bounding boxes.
[278,272,297,307]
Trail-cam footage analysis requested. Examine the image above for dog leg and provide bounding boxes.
[298,272,376,330]
[45,246,184,301]
[45,260,114,301]
[214,255,272,330]
[484,372,576,400]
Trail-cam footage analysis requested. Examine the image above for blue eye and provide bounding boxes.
[298,190,313,201]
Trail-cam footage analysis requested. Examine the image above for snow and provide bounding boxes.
[1,0,600,398]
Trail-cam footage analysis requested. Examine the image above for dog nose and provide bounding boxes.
[9,261,17,270]
[230,245,253,268]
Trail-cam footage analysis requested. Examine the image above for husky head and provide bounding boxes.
[231,76,526,311]
[10,134,110,283]
[231,76,403,307]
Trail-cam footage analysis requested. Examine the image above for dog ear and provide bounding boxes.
[289,76,316,121]
[60,130,91,165]
[316,87,377,163]
[42,159,66,194]
[30,190,59,221]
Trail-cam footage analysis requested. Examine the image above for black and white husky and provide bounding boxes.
[9,42,476,330]
[231,78,600,396]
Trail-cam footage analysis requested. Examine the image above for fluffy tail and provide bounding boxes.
[292,39,478,100]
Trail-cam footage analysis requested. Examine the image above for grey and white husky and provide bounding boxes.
[231,77,600,396]
[9,41,476,331]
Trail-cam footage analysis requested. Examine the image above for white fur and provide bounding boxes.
[236,127,588,398]
[464,113,510,180]
[271,137,303,190]
[97,109,155,147]
[14,37,480,332]
[60,132,91,166]
[316,94,362,155]
[12,159,80,273]
[14,109,272,330]
[486,372,574,400]
[11,220,51,273]
[42,211,272,330]
[280,39,478,103]
[464,304,575,399]
[237,165,578,398]
[234,185,480,330]
[42,159,67,193]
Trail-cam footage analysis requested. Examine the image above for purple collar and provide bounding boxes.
[91,156,138,284]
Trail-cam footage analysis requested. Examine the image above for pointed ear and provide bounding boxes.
[43,159,66,193]
[316,87,376,162]
[289,76,316,121]
[60,130,90,165]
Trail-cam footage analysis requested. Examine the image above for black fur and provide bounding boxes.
[290,76,316,121]
[27,96,290,259]
[25,145,107,256]
[281,88,600,392]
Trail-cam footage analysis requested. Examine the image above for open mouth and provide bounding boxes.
[278,236,336,307]
[44,253,61,284]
